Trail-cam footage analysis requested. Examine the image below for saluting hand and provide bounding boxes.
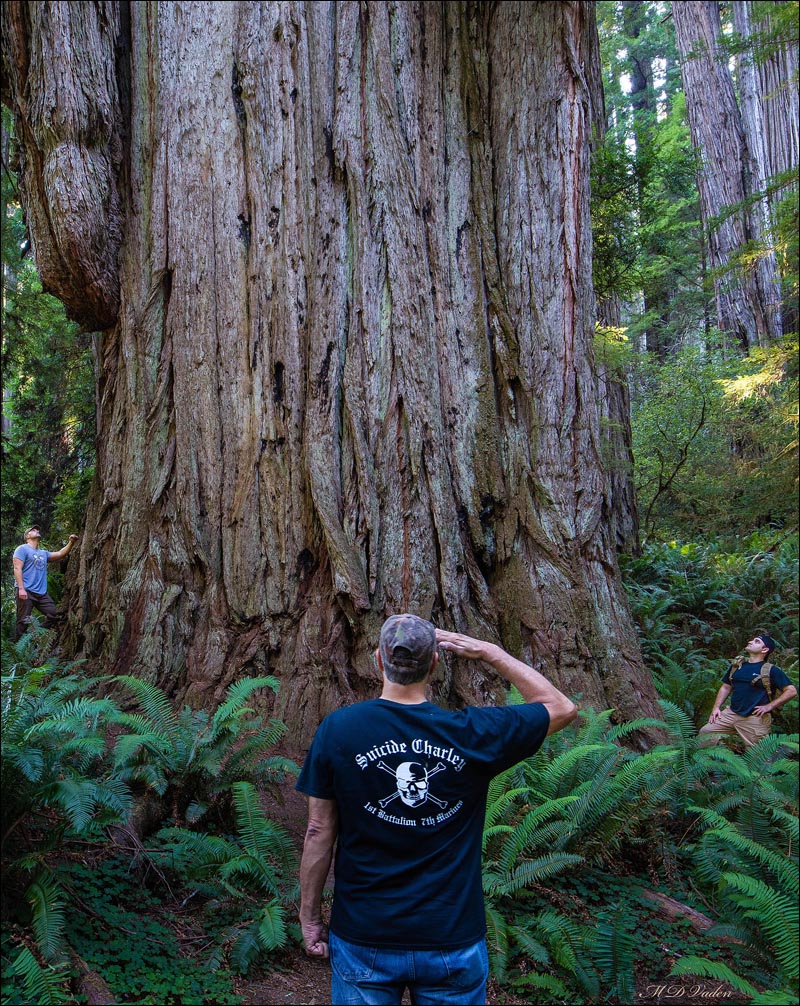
[435,629,495,662]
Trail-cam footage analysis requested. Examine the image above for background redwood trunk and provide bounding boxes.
[672,0,782,349]
[3,1,659,742]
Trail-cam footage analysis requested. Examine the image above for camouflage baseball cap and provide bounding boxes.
[379,614,437,676]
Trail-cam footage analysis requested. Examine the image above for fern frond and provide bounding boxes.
[768,807,800,845]
[257,900,288,951]
[513,972,568,994]
[657,699,697,744]
[750,991,800,1005]
[6,744,45,782]
[483,786,530,830]
[534,743,618,799]
[484,902,510,979]
[231,781,295,870]
[212,677,280,736]
[496,794,583,868]
[669,956,757,995]
[696,822,798,895]
[572,708,616,745]
[229,923,262,974]
[603,717,668,741]
[9,946,70,1005]
[720,872,799,978]
[46,778,99,833]
[27,874,66,962]
[593,911,636,1004]
[533,910,582,973]
[482,825,514,852]
[111,676,180,739]
[508,925,551,965]
[220,853,280,896]
[484,853,584,895]
[486,766,517,810]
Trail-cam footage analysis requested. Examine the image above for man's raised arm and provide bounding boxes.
[436,629,578,735]
[49,534,79,562]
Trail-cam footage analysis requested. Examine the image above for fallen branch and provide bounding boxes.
[638,889,744,943]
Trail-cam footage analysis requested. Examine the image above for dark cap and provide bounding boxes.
[379,614,436,677]
[756,633,777,655]
[24,526,42,538]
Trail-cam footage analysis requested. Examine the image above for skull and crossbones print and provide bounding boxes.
[377,760,448,810]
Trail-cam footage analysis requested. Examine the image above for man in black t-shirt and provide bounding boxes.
[296,613,577,1006]
[698,632,796,748]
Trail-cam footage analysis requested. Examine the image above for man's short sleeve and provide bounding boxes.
[464,703,550,776]
[722,665,733,685]
[770,666,793,691]
[13,545,26,561]
[295,718,335,798]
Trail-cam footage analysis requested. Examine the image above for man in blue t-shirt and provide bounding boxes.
[296,613,577,1005]
[698,632,796,748]
[13,526,80,640]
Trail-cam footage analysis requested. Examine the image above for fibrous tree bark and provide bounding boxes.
[2,1,659,742]
[754,1,799,192]
[738,0,799,335]
[672,0,782,349]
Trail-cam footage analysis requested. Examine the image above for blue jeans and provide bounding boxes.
[329,932,489,1005]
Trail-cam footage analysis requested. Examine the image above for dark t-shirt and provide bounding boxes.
[722,661,792,716]
[296,698,550,949]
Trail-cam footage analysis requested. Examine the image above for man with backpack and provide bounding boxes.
[699,633,796,747]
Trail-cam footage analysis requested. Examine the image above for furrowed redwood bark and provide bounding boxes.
[672,0,782,348]
[3,1,660,742]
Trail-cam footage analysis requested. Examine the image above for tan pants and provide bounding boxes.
[698,708,771,748]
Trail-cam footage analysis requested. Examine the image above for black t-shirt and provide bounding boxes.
[722,661,792,716]
[296,697,550,949]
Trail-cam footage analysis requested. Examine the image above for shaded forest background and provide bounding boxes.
[1,1,798,1005]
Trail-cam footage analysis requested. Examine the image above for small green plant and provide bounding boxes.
[59,855,245,1005]
[0,640,299,1003]
[1,642,130,856]
[144,781,297,973]
[110,675,299,826]
[1,636,132,1003]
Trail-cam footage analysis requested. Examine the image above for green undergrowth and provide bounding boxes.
[1,615,299,1005]
[621,533,799,730]
[1,534,797,1004]
[482,708,798,1004]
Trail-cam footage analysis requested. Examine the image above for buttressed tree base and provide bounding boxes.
[2,1,660,741]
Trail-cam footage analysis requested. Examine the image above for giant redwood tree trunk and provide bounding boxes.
[672,0,782,349]
[2,1,659,741]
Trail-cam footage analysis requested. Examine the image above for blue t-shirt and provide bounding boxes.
[296,698,550,949]
[13,544,51,594]
[722,661,792,716]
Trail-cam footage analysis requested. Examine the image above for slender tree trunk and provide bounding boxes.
[592,8,640,559]
[732,1,787,336]
[2,1,659,741]
[672,0,782,348]
[755,1,799,192]
[751,0,799,335]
